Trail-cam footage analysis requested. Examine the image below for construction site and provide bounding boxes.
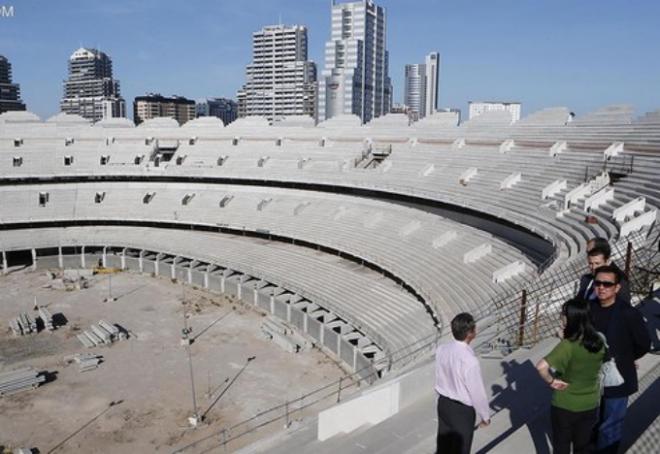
[0,266,346,453]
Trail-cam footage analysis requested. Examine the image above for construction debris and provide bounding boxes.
[0,367,46,396]
[64,353,103,373]
[77,320,127,348]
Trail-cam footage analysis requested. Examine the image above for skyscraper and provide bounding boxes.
[0,55,26,114]
[404,52,439,120]
[60,48,126,122]
[237,24,317,121]
[318,0,392,124]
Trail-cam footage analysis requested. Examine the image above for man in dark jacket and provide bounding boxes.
[577,246,631,304]
[590,265,650,453]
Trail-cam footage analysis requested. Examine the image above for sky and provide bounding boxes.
[1,0,659,120]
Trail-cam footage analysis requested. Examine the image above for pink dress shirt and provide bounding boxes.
[434,339,491,423]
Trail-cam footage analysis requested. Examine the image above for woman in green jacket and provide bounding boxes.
[536,298,605,454]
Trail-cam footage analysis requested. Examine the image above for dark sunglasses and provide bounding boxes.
[594,280,617,288]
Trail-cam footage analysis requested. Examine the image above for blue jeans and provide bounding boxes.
[597,396,628,452]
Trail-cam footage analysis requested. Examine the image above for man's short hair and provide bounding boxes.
[588,245,611,261]
[587,237,611,256]
[451,313,476,341]
[593,264,622,284]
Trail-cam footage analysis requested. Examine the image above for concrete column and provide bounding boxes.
[31,248,37,270]
[81,246,86,268]
[188,260,195,285]
[203,266,209,289]
[353,347,358,371]
[286,301,291,322]
[120,248,127,270]
[154,253,161,275]
[58,246,63,269]
[138,250,144,273]
[170,256,177,280]
[319,320,325,345]
[102,246,107,268]
[303,312,308,333]
[337,334,342,358]
[2,251,7,274]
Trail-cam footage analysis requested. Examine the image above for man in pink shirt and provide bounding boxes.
[435,313,491,454]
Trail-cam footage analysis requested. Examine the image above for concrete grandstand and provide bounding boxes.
[1,106,659,452]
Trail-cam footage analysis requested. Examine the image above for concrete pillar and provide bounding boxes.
[120,248,127,270]
[2,251,7,274]
[337,334,342,358]
[138,250,144,273]
[81,246,86,268]
[58,246,63,269]
[102,246,107,268]
[188,260,195,285]
[286,301,291,322]
[353,347,358,371]
[31,248,37,270]
[303,312,308,333]
[170,256,177,280]
[154,253,161,275]
[319,320,325,345]
[203,266,209,289]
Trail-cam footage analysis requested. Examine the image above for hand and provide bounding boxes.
[478,419,490,428]
[550,379,569,390]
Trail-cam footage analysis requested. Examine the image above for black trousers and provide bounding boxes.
[436,394,476,454]
[551,405,599,454]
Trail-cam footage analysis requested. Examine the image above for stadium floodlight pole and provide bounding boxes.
[181,304,199,427]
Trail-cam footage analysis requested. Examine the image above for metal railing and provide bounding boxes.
[475,228,657,355]
[172,330,443,453]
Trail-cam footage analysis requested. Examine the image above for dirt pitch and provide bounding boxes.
[0,267,345,453]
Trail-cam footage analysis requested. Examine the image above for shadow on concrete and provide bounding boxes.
[621,366,660,450]
[476,359,551,454]
[201,356,256,421]
[52,312,68,328]
[192,310,233,343]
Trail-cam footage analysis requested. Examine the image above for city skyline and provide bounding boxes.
[1,0,660,121]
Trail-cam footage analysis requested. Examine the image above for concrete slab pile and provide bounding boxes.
[0,367,45,396]
[9,312,38,336]
[77,320,127,348]
[37,306,54,331]
[64,353,103,372]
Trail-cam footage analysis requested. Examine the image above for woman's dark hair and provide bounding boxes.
[562,298,604,353]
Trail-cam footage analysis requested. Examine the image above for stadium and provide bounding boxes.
[0,105,659,453]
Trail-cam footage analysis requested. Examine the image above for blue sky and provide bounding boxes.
[1,0,659,120]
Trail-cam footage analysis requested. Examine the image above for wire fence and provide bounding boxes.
[474,228,659,355]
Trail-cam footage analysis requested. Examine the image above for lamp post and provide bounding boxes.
[181,314,200,427]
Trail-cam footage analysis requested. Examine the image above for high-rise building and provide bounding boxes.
[318,0,392,124]
[0,55,27,114]
[237,24,317,121]
[133,94,196,125]
[404,52,439,120]
[196,98,238,126]
[60,48,125,122]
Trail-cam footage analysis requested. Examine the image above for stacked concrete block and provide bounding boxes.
[9,313,38,336]
[64,353,103,372]
[77,320,127,348]
[0,367,45,396]
[38,306,54,331]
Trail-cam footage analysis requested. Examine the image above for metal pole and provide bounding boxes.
[517,289,528,347]
[624,241,633,279]
[336,377,343,403]
[186,342,199,420]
